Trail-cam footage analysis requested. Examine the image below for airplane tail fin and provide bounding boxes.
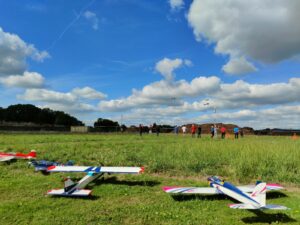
[64,177,76,192]
[251,182,267,207]
[28,150,37,159]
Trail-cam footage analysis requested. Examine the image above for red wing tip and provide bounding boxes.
[162,186,182,191]
[162,186,171,191]
[139,166,145,174]
[47,165,56,171]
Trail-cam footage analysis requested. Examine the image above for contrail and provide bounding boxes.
[47,0,96,50]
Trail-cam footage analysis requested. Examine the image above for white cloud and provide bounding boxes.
[222,57,257,75]
[98,74,300,113]
[83,11,99,30]
[217,78,300,106]
[184,59,193,67]
[112,104,300,129]
[40,103,97,114]
[19,86,107,114]
[72,87,107,100]
[197,105,300,129]
[19,89,77,104]
[0,27,49,76]
[98,76,220,111]
[187,0,300,74]
[169,0,184,11]
[97,73,300,129]
[0,71,45,88]
[155,57,192,81]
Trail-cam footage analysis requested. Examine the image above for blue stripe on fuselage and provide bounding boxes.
[221,182,259,205]
[84,166,101,173]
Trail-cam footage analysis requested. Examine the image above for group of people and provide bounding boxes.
[176,125,202,138]
[139,123,244,139]
[180,124,244,139]
[210,125,244,139]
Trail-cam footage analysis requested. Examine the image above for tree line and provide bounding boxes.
[0,104,83,126]
[0,104,177,132]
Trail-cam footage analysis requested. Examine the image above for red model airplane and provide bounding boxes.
[0,150,36,162]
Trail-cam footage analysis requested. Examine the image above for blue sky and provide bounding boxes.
[0,0,300,128]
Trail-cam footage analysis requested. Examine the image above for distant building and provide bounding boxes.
[70,126,90,133]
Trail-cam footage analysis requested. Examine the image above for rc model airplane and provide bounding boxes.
[0,150,36,162]
[164,176,288,210]
[46,165,144,197]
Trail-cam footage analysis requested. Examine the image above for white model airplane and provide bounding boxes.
[164,176,289,210]
[0,150,36,162]
[46,165,144,197]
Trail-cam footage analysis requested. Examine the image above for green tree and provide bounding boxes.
[94,118,120,132]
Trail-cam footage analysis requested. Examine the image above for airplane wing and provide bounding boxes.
[47,166,144,174]
[47,189,92,197]
[163,186,218,194]
[0,156,15,162]
[47,166,90,172]
[163,183,284,195]
[99,166,143,174]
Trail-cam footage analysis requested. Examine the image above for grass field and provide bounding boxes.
[0,133,299,225]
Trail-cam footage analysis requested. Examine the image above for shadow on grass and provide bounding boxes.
[170,191,287,202]
[93,176,161,187]
[242,211,297,224]
[49,195,100,200]
[266,191,288,199]
[0,158,17,165]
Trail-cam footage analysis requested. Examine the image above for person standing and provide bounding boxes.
[221,126,226,139]
[191,124,196,138]
[210,125,214,138]
[156,125,160,136]
[234,127,239,139]
[139,124,143,136]
[149,124,152,134]
[214,124,218,139]
[197,125,202,138]
[182,125,187,135]
[174,125,179,135]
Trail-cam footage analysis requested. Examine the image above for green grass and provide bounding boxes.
[0,133,299,224]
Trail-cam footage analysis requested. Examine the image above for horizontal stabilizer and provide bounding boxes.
[47,166,144,174]
[265,183,284,191]
[163,186,217,194]
[229,204,258,209]
[229,204,289,210]
[0,156,15,162]
[47,189,92,197]
[263,204,289,210]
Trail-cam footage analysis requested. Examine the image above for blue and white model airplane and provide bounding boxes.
[164,176,289,210]
[46,165,144,197]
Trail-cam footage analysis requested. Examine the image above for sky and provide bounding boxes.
[0,0,300,129]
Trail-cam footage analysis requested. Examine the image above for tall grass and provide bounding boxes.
[0,133,299,225]
[1,133,299,184]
